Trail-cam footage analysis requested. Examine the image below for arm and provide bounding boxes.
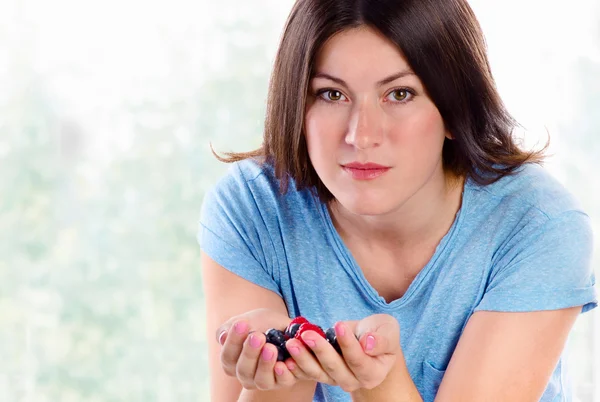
[351,349,422,402]
[202,252,317,402]
[350,306,580,402]
[434,306,581,401]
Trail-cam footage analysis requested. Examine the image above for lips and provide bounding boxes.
[341,162,390,180]
[343,162,389,169]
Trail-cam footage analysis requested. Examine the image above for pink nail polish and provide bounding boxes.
[261,347,274,361]
[234,321,247,334]
[288,346,300,356]
[250,334,261,348]
[335,323,346,337]
[218,331,227,345]
[303,338,316,348]
[275,366,284,376]
[365,335,376,351]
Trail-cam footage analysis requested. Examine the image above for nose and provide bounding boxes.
[345,100,383,150]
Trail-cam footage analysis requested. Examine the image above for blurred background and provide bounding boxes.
[0,0,598,401]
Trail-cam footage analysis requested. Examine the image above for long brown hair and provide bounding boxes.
[213,0,546,203]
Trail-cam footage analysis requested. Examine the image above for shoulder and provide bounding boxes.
[203,159,281,207]
[464,163,593,262]
[469,163,586,219]
[209,158,272,192]
[201,158,319,225]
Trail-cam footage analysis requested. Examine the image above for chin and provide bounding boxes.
[335,194,398,217]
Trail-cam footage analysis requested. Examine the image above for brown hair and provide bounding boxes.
[213,0,546,203]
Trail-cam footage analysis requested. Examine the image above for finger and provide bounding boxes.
[215,317,236,344]
[236,332,265,389]
[274,361,296,387]
[359,332,389,357]
[285,357,312,382]
[285,338,334,385]
[221,320,250,376]
[217,329,228,346]
[300,330,360,392]
[335,322,372,379]
[358,317,400,356]
[254,343,278,390]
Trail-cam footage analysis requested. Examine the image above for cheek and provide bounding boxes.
[305,106,347,160]
[393,106,446,152]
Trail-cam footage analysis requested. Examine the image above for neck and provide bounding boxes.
[329,169,465,251]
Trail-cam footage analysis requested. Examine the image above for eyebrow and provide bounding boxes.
[312,69,416,88]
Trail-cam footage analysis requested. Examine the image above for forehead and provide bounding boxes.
[314,26,411,74]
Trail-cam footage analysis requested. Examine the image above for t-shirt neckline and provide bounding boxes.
[316,177,473,310]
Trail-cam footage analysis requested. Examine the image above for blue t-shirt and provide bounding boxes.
[198,159,597,402]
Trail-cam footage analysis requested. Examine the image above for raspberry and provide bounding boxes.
[285,317,308,338]
[294,322,326,346]
[289,316,309,326]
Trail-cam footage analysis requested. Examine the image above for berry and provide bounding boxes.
[265,329,290,361]
[294,322,326,346]
[285,323,301,339]
[325,327,342,355]
[285,317,309,338]
[289,316,309,326]
[265,329,287,347]
[276,344,290,361]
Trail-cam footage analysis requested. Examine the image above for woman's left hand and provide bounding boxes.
[283,313,401,392]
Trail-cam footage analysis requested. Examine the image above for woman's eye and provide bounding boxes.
[386,89,412,102]
[319,90,346,102]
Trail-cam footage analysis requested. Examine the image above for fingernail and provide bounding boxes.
[250,334,261,349]
[286,361,297,371]
[275,366,284,376]
[335,323,346,337]
[365,335,376,352]
[288,346,300,356]
[302,335,316,348]
[234,321,247,335]
[218,330,227,345]
[261,347,274,361]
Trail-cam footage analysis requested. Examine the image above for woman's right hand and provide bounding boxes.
[216,308,303,390]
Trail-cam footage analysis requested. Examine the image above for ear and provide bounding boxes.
[445,131,454,140]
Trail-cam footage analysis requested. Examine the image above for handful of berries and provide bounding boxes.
[264,316,342,361]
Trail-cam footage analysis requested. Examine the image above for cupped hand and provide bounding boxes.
[284,313,401,392]
[215,308,303,390]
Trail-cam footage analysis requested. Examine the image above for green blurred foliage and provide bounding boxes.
[0,0,290,400]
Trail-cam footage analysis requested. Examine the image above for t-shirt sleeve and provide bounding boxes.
[197,163,281,296]
[474,210,598,314]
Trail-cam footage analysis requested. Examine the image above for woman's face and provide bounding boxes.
[305,26,451,216]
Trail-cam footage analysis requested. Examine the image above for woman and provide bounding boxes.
[199,0,598,401]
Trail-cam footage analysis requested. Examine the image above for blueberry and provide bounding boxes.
[325,327,342,355]
[325,327,336,343]
[285,323,301,339]
[276,344,290,361]
[265,328,287,347]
